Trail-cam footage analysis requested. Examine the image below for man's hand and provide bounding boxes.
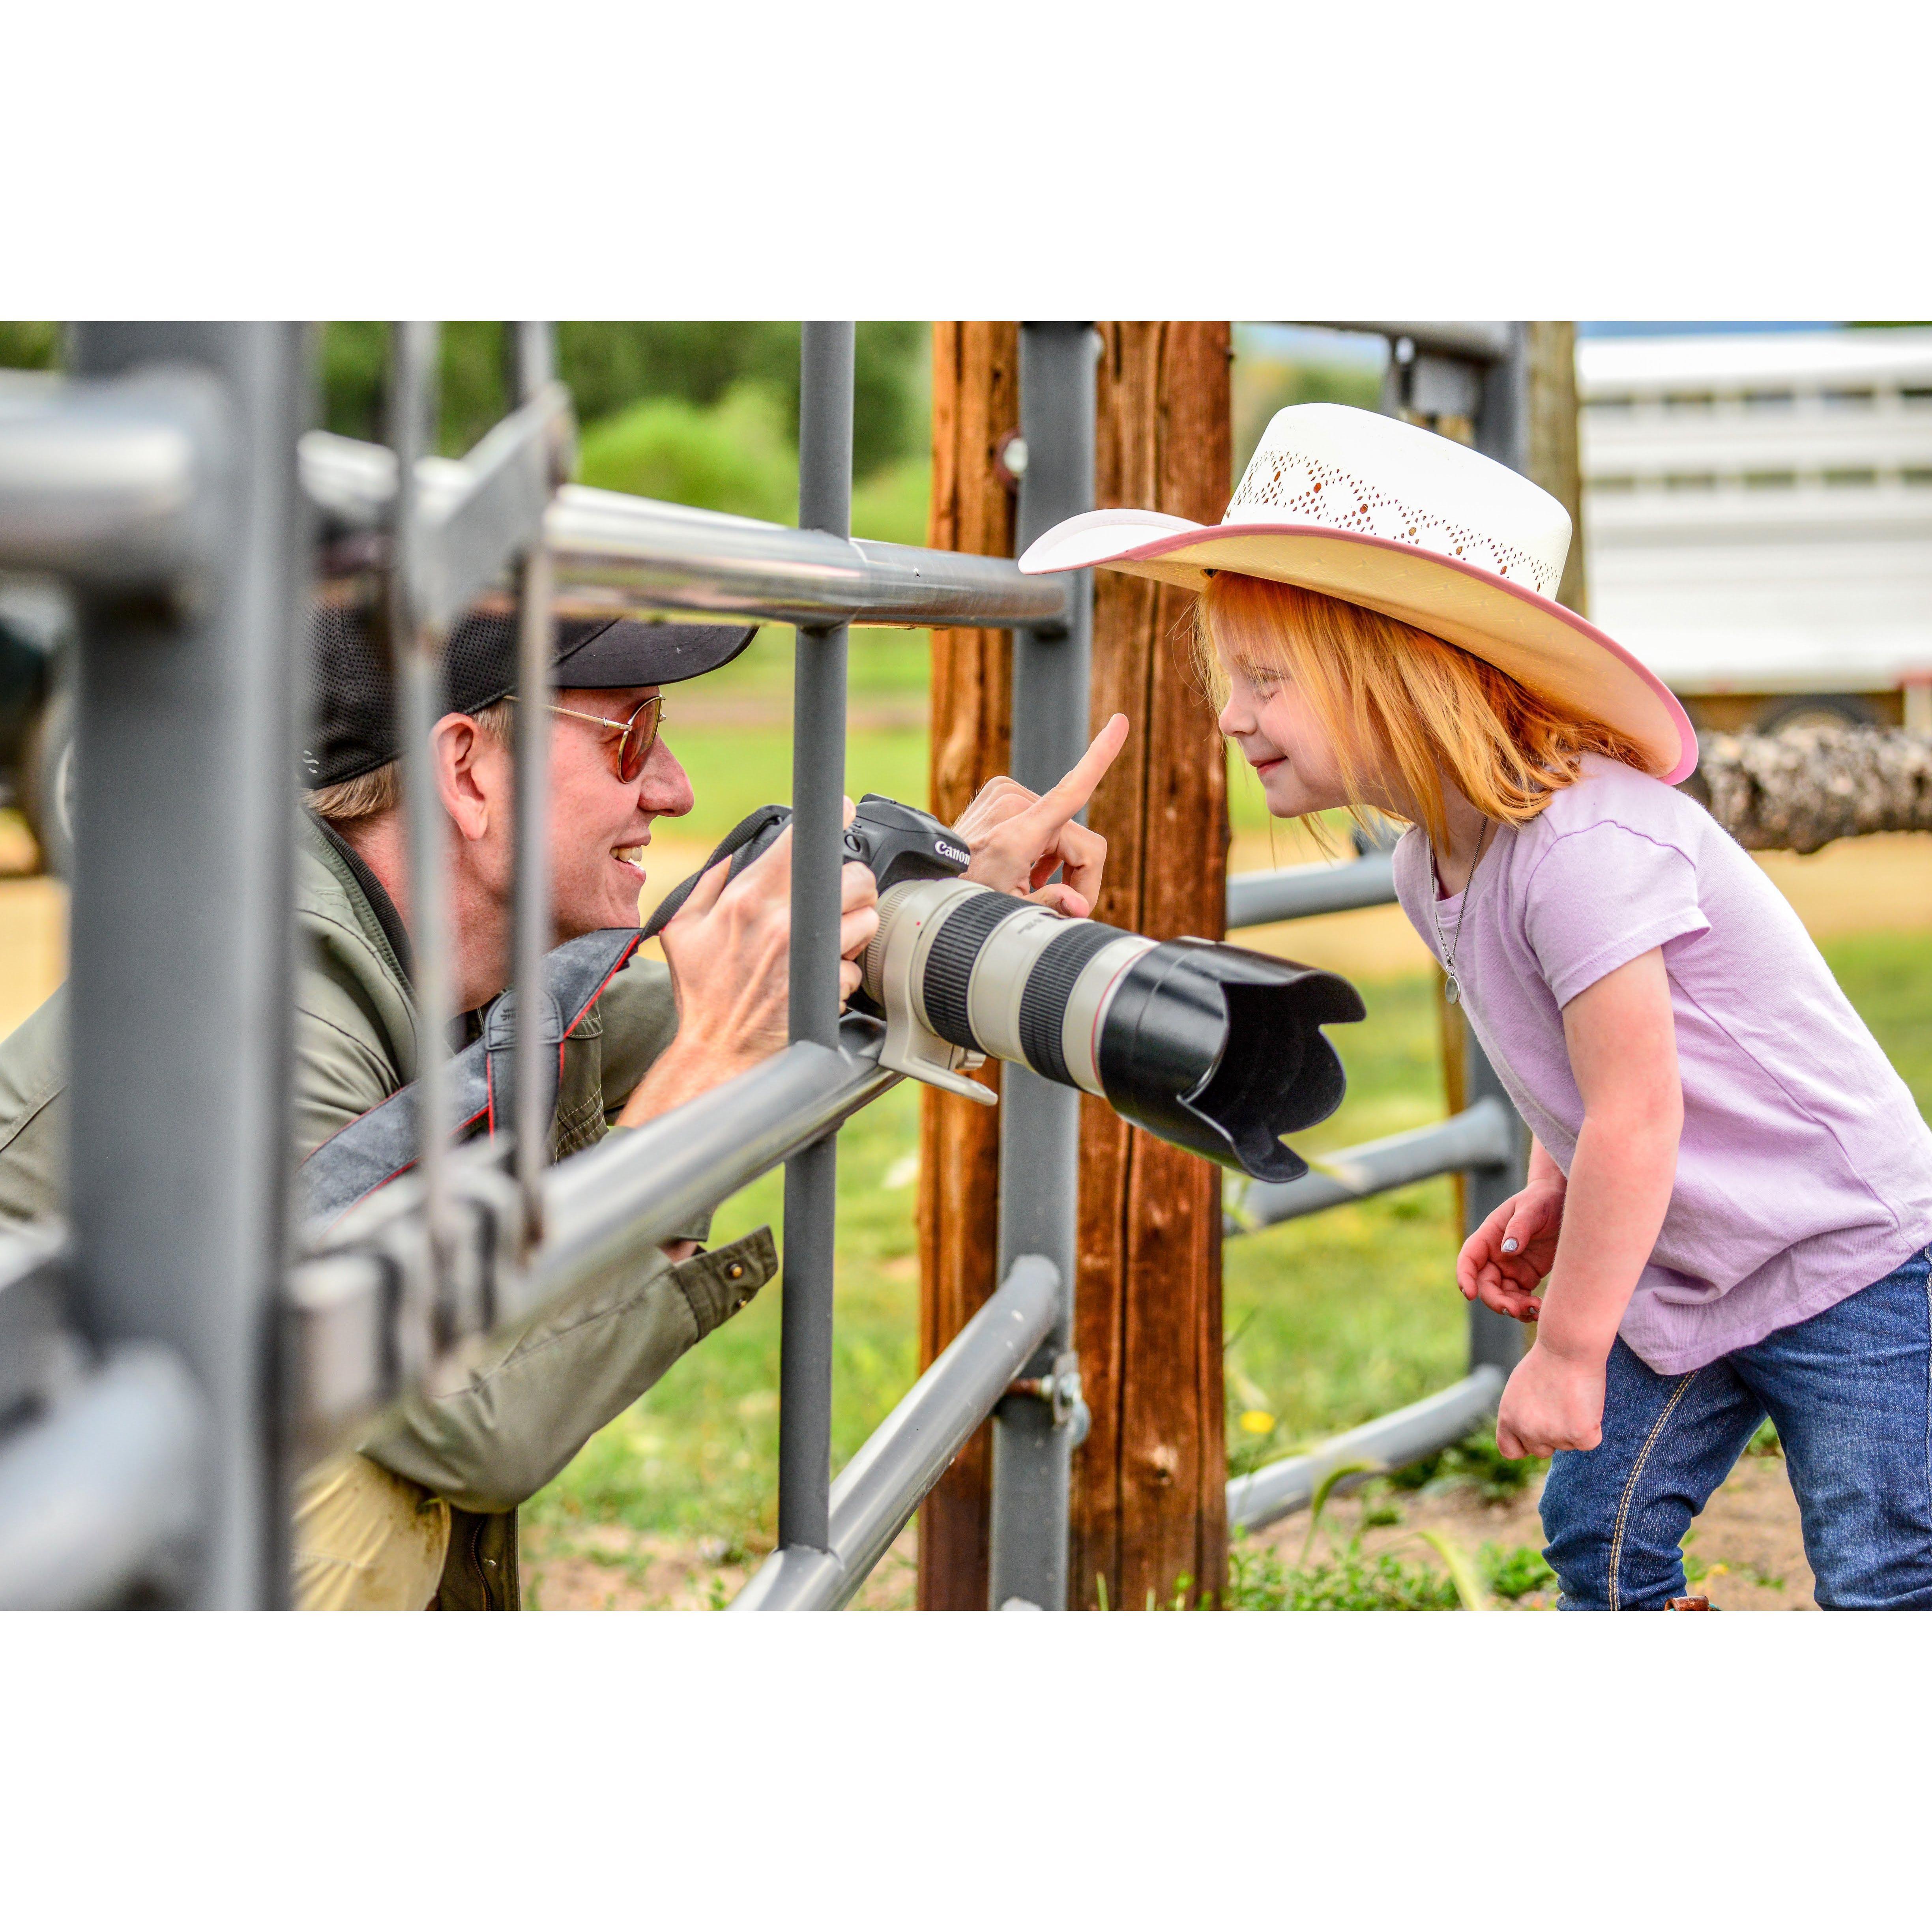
[1496,1341,1606,1459]
[615,807,879,1128]
[1456,1176,1565,1323]
[955,713,1130,918]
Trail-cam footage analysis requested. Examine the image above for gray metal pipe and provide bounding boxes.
[1235,1097,1517,1232]
[778,322,855,1557]
[0,368,229,597]
[732,1254,1061,1611]
[66,324,308,1608]
[1323,321,1516,364]
[0,1345,207,1610]
[510,324,560,1243]
[987,321,1097,1614]
[299,431,1068,631]
[1225,851,1397,929]
[1224,1366,1506,1533]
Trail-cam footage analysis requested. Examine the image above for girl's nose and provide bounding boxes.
[1217,695,1247,739]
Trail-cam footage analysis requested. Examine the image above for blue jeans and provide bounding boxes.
[1540,1247,1932,1609]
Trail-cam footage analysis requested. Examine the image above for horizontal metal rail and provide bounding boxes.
[0,368,230,597]
[1321,320,1515,364]
[1225,1365,1506,1533]
[1226,850,1397,929]
[300,431,1069,633]
[289,1017,900,1462]
[1234,1097,1516,1233]
[731,1254,1061,1611]
[0,1344,207,1608]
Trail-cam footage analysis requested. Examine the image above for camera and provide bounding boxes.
[651,793,1365,1184]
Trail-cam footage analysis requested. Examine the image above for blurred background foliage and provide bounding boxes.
[0,318,1387,543]
[0,322,59,370]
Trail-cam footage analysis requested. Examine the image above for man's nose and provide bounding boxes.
[639,736,694,818]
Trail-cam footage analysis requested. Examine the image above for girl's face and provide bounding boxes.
[1215,640,1351,820]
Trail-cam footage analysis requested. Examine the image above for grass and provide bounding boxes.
[532,709,1932,1592]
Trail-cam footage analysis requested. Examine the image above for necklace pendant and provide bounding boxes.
[1445,975,1460,1006]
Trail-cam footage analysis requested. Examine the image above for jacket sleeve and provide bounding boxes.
[355,1226,776,1513]
[591,951,681,1122]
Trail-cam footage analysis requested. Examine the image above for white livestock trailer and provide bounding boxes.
[1578,328,1932,733]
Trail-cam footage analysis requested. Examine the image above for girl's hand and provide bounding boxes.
[1456,1176,1565,1322]
[956,714,1129,917]
[1496,1341,1606,1459]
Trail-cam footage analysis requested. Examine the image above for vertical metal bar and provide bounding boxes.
[776,321,853,1558]
[387,323,457,1315]
[1466,323,1533,1381]
[509,322,556,1245]
[66,322,310,1607]
[987,321,1096,1611]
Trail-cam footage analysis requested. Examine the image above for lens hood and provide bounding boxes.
[1095,940,1365,1182]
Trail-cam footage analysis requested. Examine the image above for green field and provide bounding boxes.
[532,668,1932,1569]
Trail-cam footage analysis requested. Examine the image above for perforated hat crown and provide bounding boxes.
[1226,405,1572,598]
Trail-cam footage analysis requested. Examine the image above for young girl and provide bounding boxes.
[1020,402,1932,1610]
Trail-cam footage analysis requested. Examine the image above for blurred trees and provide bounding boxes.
[0,323,59,369]
[0,318,931,542]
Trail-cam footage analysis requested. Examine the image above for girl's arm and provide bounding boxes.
[1495,946,1683,1459]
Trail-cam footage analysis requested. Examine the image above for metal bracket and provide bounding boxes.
[1009,1349,1090,1446]
[412,380,574,632]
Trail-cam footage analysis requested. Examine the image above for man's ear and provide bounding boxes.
[431,713,496,844]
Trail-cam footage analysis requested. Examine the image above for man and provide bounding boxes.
[0,598,1126,1607]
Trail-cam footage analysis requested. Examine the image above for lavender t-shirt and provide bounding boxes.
[1391,754,1932,1374]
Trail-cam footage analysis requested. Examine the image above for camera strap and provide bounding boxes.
[300,926,642,1233]
[641,803,792,941]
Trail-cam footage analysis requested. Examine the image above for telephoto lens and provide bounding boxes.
[645,791,1366,1184]
[860,876,1364,1183]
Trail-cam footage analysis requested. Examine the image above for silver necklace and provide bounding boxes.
[1430,819,1494,1007]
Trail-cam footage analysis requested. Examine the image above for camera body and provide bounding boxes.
[842,794,972,895]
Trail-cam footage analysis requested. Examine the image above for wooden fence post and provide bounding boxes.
[918,320,1232,1610]
[917,321,1018,1609]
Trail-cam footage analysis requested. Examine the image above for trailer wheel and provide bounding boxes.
[1754,693,1881,737]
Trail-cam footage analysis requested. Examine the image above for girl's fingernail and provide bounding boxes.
[1501,1238,1518,1253]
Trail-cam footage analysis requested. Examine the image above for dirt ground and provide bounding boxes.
[523,1518,919,1612]
[522,1453,1815,1612]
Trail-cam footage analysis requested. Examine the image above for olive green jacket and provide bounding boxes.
[0,820,775,1608]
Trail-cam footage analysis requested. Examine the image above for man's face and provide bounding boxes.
[546,684,694,936]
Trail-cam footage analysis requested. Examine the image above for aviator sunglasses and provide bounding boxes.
[510,691,664,783]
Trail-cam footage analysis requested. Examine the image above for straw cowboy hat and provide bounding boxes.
[1017,403,1697,783]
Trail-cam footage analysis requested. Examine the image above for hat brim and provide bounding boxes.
[1018,511,1698,784]
[554,619,760,691]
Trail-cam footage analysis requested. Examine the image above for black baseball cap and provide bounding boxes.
[304,603,758,787]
